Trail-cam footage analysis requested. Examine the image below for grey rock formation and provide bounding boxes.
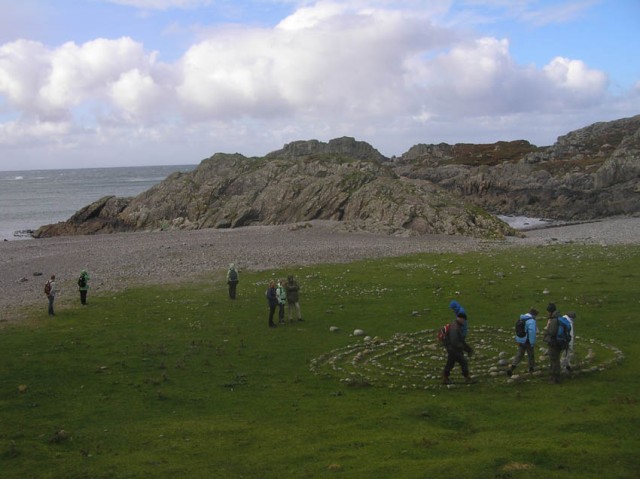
[35,144,512,238]
[394,115,640,220]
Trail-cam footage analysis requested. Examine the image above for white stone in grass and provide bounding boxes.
[353,329,366,336]
[329,326,340,332]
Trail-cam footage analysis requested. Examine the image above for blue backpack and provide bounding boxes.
[556,316,572,349]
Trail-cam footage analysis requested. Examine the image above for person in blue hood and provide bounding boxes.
[449,300,468,338]
[506,308,538,377]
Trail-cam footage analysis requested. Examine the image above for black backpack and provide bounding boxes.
[229,269,238,282]
[515,317,527,338]
[78,275,86,288]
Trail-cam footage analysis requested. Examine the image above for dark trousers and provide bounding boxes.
[444,348,469,378]
[48,295,55,316]
[268,305,277,326]
[512,342,535,371]
[278,303,285,321]
[80,290,88,305]
[548,345,562,383]
[228,281,237,299]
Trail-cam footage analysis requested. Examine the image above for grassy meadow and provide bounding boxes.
[1,243,639,478]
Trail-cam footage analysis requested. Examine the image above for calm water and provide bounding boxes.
[0,165,195,240]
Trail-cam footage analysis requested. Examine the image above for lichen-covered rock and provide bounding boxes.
[395,115,640,220]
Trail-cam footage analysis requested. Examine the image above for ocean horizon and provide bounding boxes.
[0,164,195,241]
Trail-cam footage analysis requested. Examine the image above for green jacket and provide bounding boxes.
[78,271,90,291]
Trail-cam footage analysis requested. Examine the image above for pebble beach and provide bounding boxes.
[1,217,638,322]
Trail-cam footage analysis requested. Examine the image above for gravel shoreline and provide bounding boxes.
[2,217,638,322]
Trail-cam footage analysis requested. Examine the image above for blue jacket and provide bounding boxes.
[449,300,468,338]
[515,313,537,345]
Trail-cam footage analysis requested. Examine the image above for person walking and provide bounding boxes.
[45,274,58,316]
[543,303,563,384]
[506,308,538,376]
[227,263,239,299]
[561,311,577,372]
[442,313,475,385]
[276,279,287,324]
[266,280,279,328]
[78,270,90,305]
[285,275,303,322]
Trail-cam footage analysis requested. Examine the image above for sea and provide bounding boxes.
[0,165,196,241]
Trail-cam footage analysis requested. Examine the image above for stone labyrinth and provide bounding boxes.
[309,326,624,389]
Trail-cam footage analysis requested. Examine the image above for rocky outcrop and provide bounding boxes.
[35,196,132,237]
[394,115,640,220]
[35,144,513,239]
[34,116,640,238]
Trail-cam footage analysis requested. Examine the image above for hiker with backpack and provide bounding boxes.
[561,311,577,372]
[44,274,58,316]
[227,263,239,299]
[543,303,572,384]
[77,270,90,305]
[441,313,475,385]
[506,308,538,377]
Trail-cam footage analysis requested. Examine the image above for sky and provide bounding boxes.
[0,0,639,171]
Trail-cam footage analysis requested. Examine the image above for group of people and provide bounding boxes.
[266,276,303,328]
[226,263,303,328]
[441,300,577,385]
[44,270,90,316]
[505,302,576,383]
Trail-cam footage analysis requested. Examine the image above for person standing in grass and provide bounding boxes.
[227,263,239,299]
[506,308,538,377]
[442,313,475,385]
[543,303,563,384]
[266,280,279,328]
[45,274,58,316]
[285,275,303,322]
[77,269,90,305]
[276,279,287,324]
[561,311,577,372]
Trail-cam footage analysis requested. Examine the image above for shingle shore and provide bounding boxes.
[1,217,638,322]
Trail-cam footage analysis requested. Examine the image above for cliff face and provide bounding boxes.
[394,115,640,220]
[34,115,640,238]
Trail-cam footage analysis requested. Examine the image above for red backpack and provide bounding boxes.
[437,323,451,346]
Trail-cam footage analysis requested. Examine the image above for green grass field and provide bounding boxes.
[1,244,639,478]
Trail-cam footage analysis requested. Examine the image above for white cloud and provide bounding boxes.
[543,56,609,104]
[0,0,636,168]
[0,118,71,147]
[110,68,167,119]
